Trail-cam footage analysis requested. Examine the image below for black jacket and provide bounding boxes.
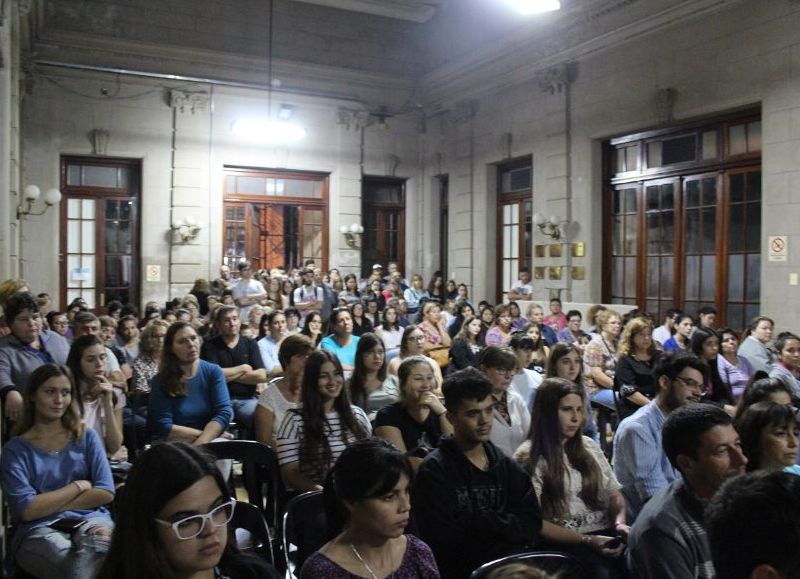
[411,436,542,579]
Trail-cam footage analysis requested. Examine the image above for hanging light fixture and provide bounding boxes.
[504,0,561,15]
[232,0,307,143]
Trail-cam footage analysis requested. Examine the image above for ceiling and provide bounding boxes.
[291,0,444,22]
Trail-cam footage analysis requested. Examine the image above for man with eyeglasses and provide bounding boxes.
[613,351,708,522]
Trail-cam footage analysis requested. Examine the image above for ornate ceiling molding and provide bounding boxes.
[420,0,746,108]
[291,0,442,23]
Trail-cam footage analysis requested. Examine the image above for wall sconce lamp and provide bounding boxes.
[17,185,62,220]
[533,213,567,240]
[171,216,203,243]
[339,223,364,249]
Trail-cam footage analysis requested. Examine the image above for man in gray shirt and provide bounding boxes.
[627,404,747,579]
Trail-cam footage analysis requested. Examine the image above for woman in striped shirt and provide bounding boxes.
[277,351,371,492]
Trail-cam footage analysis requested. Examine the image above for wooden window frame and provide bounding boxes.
[223,166,329,272]
[603,108,761,327]
[59,156,141,311]
[361,176,406,280]
[496,157,533,304]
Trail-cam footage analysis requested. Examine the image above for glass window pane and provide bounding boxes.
[746,254,761,301]
[237,177,266,195]
[82,221,95,253]
[625,145,639,172]
[624,257,637,297]
[503,227,512,258]
[117,168,131,189]
[67,199,80,220]
[67,221,80,252]
[615,149,625,174]
[685,256,699,300]
[81,255,95,288]
[747,171,761,200]
[614,189,621,213]
[702,130,718,159]
[120,201,132,220]
[510,225,519,259]
[745,204,761,253]
[686,209,699,253]
[646,186,660,211]
[701,255,715,300]
[729,173,745,203]
[503,204,512,223]
[730,124,747,155]
[702,178,717,206]
[284,180,322,198]
[661,134,697,165]
[67,255,81,286]
[67,165,81,186]
[105,200,119,220]
[623,188,637,213]
[646,214,660,254]
[661,185,674,210]
[67,289,82,305]
[728,205,744,252]
[81,166,119,188]
[82,199,95,219]
[612,216,623,255]
[686,180,700,208]
[661,256,674,297]
[702,207,716,253]
[646,257,659,297]
[728,254,744,301]
[612,258,623,297]
[662,212,675,253]
[745,304,759,326]
[624,215,637,254]
[748,121,762,152]
[647,141,663,168]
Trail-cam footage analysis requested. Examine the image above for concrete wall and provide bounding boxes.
[420,0,800,330]
[21,67,421,308]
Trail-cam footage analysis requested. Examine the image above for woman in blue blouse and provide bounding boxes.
[148,321,232,444]
[1,364,115,578]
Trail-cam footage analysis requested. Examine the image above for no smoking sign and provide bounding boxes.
[769,235,788,262]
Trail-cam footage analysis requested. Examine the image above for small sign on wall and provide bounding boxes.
[146,265,161,282]
[70,267,90,282]
[769,235,788,262]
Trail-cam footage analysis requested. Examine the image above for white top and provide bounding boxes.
[257,335,282,374]
[232,278,265,320]
[511,368,543,404]
[256,379,301,438]
[490,389,531,457]
[83,393,125,455]
[652,325,671,346]
[376,327,403,353]
[509,280,533,297]
[515,436,622,533]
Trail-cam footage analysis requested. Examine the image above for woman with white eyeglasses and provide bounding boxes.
[97,441,280,579]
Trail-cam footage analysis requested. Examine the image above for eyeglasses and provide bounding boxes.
[408,335,426,342]
[491,367,516,376]
[674,375,703,390]
[155,498,236,540]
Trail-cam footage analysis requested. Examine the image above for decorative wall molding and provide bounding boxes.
[337,108,370,130]
[168,90,209,114]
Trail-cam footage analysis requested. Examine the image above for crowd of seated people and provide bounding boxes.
[0,264,799,578]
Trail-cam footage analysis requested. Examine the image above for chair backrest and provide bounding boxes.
[230,500,275,565]
[470,551,590,579]
[282,491,326,577]
[202,440,284,528]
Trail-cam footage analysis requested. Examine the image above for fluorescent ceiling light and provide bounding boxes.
[504,0,561,15]
[231,119,307,143]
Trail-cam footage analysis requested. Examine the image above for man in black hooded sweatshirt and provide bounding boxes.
[412,367,542,579]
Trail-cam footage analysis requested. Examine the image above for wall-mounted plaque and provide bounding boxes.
[535,245,547,258]
[572,266,586,280]
[534,267,545,280]
[548,266,562,280]
[571,242,585,258]
[549,244,563,258]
